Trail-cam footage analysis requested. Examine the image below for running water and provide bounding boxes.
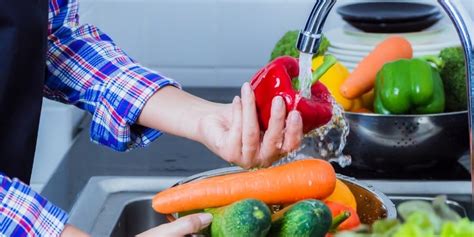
[305,97,352,167]
[298,52,314,99]
[274,53,352,168]
[275,96,352,168]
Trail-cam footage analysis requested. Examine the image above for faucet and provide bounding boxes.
[297,0,474,195]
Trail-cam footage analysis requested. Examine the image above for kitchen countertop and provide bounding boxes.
[41,87,241,212]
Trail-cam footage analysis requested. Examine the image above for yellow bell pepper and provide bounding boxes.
[312,56,373,112]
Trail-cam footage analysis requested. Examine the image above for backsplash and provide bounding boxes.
[79,0,470,87]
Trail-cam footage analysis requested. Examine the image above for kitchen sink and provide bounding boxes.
[68,177,472,237]
[111,199,165,237]
[109,197,471,237]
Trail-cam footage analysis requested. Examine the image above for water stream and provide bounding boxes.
[298,52,314,99]
[276,97,352,167]
[275,53,352,168]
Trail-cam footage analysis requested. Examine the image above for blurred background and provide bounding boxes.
[31,0,474,192]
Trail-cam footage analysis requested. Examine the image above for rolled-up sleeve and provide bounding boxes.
[45,0,180,151]
[0,175,68,237]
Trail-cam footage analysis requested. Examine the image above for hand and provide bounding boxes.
[195,83,303,168]
[138,83,304,169]
[137,213,212,237]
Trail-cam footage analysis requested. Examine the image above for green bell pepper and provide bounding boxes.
[374,58,446,114]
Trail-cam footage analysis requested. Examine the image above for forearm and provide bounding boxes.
[137,86,223,142]
[46,19,181,151]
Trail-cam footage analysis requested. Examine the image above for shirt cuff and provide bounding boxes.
[90,64,181,151]
[0,176,69,236]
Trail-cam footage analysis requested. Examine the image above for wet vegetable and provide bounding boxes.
[251,56,334,133]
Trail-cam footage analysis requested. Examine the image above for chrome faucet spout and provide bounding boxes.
[296,0,336,55]
[437,0,474,197]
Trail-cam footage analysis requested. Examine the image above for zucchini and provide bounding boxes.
[206,199,272,237]
[269,199,332,237]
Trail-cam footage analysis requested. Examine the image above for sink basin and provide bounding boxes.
[111,199,166,237]
[68,177,472,237]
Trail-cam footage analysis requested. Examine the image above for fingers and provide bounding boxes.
[225,84,303,169]
[227,96,243,164]
[240,82,261,167]
[259,96,286,166]
[142,213,213,237]
[282,110,303,153]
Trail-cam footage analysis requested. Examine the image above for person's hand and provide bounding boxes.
[196,82,304,168]
[137,213,212,237]
[138,83,304,169]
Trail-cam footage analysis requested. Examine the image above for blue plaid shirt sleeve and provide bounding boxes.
[0,174,69,236]
[45,0,181,151]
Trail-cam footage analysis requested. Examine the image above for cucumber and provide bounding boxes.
[268,199,332,237]
[206,199,272,237]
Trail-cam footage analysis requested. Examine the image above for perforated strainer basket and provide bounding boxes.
[342,111,469,171]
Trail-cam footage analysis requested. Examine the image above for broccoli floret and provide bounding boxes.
[439,47,467,112]
[270,30,330,61]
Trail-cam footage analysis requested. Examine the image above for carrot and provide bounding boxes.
[152,159,336,214]
[340,36,413,99]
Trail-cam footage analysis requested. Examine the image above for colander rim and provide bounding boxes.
[344,110,468,118]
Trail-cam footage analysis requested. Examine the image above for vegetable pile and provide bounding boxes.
[153,159,363,237]
[270,30,468,115]
[153,159,473,236]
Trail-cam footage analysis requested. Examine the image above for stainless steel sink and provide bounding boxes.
[110,199,166,237]
[68,177,472,237]
[68,177,181,237]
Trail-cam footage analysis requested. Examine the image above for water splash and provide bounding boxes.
[306,97,352,167]
[275,97,352,168]
[273,52,351,168]
[298,52,314,99]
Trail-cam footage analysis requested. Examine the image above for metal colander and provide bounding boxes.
[342,111,469,171]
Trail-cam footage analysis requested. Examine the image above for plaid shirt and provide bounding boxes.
[0,175,68,236]
[1,0,179,236]
[46,0,179,152]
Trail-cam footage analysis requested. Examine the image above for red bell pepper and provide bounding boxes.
[250,56,333,133]
[325,201,361,231]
